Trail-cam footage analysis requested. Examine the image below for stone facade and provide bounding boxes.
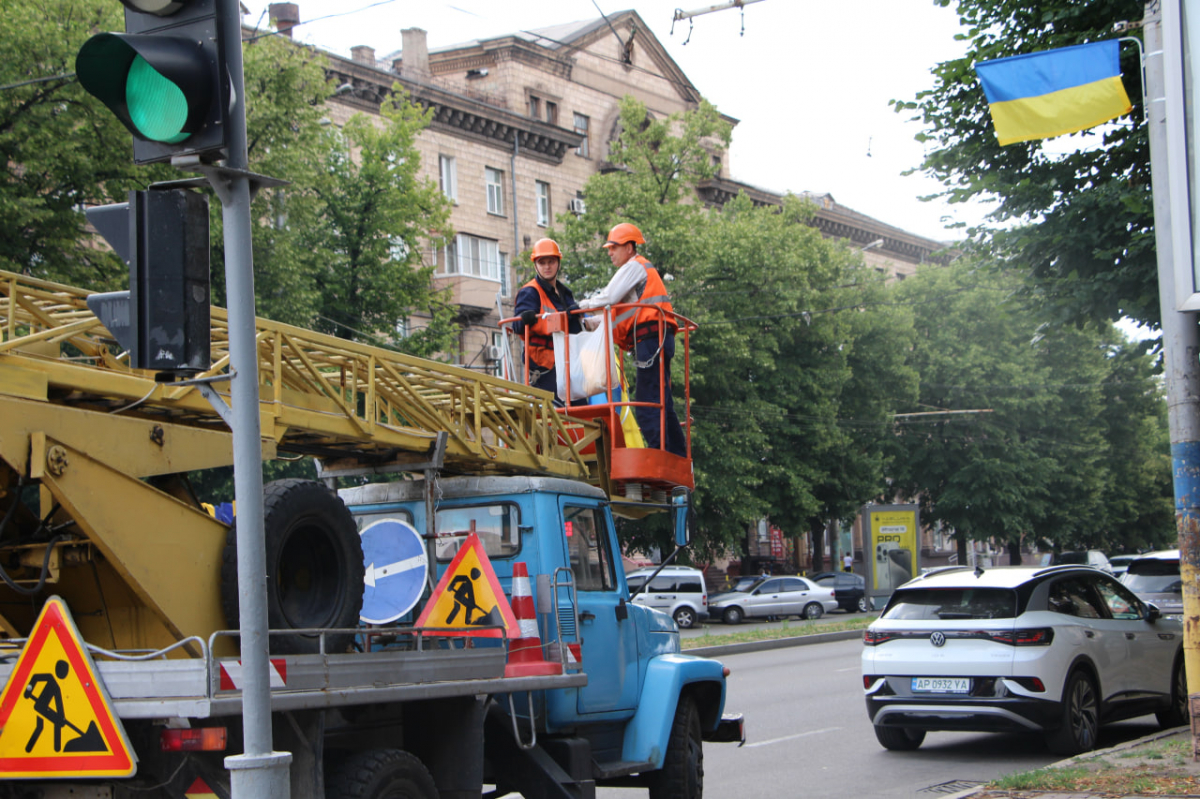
[268,6,947,371]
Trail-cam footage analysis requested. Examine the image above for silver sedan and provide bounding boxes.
[709,576,838,623]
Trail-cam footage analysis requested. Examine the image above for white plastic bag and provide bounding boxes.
[553,325,618,401]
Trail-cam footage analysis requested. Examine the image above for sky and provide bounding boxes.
[239,0,989,243]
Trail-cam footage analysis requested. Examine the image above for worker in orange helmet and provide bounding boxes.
[578,223,686,457]
[511,238,597,398]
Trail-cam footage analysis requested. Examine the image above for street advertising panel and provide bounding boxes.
[863,504,920,605]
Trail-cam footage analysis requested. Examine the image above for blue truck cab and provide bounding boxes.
[340,475,743,797]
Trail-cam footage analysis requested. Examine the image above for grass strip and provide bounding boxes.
[680,615,875,650]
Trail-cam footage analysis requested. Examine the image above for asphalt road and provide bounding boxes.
[599,638,1165,799]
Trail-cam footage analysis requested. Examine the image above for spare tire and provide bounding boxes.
[221,478,364,654]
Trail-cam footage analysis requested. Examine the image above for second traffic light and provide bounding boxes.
[76,0,229,165]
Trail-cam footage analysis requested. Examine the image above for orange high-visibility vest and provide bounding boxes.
[521,278,559,370]
[612,256,676,351]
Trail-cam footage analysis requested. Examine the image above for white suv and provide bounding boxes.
[626,566,708,629]
[862,565,1186,755]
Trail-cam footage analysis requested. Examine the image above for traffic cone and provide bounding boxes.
[505,562,563,677]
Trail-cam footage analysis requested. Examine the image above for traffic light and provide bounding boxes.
[86,189,212,374]
[76,0,229,165]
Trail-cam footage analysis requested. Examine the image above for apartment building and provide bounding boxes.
[267,4,945,372]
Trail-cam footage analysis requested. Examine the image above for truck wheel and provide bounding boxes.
[722,606,743,625]
[221,479,364,654]
[326,749,437,799]
[648,696,703,799]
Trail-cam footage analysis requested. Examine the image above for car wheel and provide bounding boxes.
[802,602,824,620]
[1157,657,1189,729]
[722,606,743,625]
[856,596,869,613]
[1046,670,1099,755]
[873,725,925,751]
[673,606,697,629]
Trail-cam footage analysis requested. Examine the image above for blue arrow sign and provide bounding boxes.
[359,519,428,624]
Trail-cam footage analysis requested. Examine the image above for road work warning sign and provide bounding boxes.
[414,532,518,638]
[0,596,136,778]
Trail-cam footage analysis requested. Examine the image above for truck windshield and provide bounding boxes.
[435,503,520,561]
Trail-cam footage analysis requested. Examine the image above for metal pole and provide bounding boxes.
[1144,0,1200,758]
[214,0,291,793]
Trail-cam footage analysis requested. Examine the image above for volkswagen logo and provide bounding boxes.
[930,632,947,647]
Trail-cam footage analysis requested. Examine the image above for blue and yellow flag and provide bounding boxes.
[974,40,1132,146]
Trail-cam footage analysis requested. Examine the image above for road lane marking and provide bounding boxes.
[743,727,841,748]
[836,667,859,672]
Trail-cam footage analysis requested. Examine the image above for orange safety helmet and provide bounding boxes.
[602,222,645,249]
[529,238,563,262]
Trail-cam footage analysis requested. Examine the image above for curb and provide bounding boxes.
[683,628,863,658]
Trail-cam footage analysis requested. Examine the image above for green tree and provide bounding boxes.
[553,97,916,562]
[889,259,1171,559]
[0,0,136,287]
[300,92,457,355]
[906,0,1153,328]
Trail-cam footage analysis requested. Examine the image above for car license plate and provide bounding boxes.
[911,677,970,693]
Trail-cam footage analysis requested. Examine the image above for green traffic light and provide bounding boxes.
[126,55,189,143]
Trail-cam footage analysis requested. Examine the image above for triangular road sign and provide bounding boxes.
[0,596,136,778]
[414,533,518,638]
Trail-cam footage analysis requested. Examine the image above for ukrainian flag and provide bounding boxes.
[974,40,1132,146]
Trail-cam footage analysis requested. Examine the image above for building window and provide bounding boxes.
[535,181,550,227]
[573,113,590,158]
[450,234,503,281]
[500,252,510,296]
[545,101,558,126]
[528,95,540,119]
[439,155,457,202]
[485,167,505,216]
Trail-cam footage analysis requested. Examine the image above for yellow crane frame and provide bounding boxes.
[0,269,605,650]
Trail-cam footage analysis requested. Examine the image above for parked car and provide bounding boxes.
[862,565,1186,755]
[1054,550,1113,573]
[1121,549,1182,619]
[1108,554,1139,578]
[709,576,837,623]
[626,566,708,629]
[811,571,869,613]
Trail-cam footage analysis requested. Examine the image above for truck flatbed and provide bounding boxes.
[0,639,585,720]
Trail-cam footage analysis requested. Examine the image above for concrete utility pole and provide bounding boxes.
[1143,0,1200,759]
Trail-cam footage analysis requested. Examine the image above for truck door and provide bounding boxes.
[561,500,639,714]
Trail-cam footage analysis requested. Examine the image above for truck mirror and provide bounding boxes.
[672,487,691,548]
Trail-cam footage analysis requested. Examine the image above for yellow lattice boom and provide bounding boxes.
[0,269,605,484]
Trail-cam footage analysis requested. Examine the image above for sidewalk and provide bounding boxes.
[950,727,1199,799]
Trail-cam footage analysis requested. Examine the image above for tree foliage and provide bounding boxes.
[551,97,916,563]
[0,0,139,287]
[888,259,1173,557]
[906,0,1154,328]
[300,93,458,355]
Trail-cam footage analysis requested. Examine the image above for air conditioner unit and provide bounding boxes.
[486,344,503,361]
[567,197,587,215]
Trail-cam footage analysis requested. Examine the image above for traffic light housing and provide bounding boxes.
[76,0,229,165]
[86,189,212,374]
